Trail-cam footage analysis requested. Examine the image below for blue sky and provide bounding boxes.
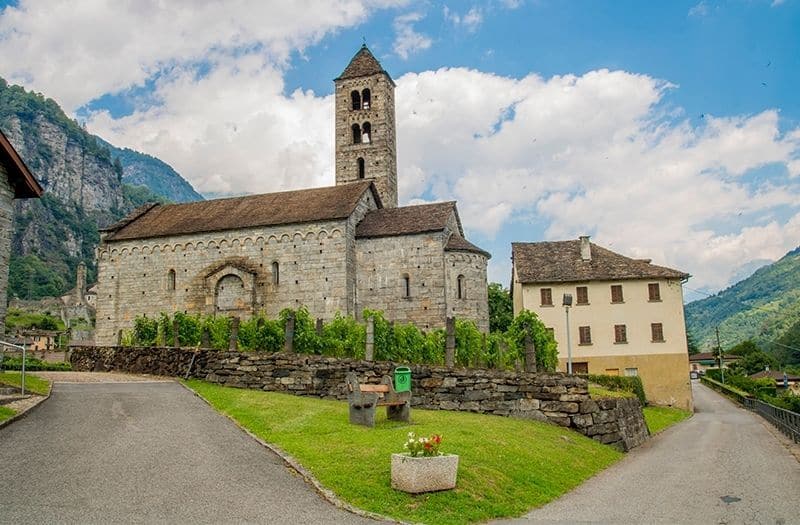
[1,0,798,298]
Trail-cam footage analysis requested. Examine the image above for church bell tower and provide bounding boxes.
[334,45,398,208]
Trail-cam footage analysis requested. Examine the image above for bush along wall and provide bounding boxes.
[121,307,560,372]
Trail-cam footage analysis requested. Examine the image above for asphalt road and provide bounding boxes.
[505,381,800,524]
[0,381,378,524]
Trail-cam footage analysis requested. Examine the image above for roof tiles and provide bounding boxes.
[105,182,376,241]
[512,239,689,283]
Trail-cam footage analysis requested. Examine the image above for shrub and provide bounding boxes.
[280,307,323,354]
[322,313,365,358]
[133,315,158,346]
[239,314,284,352]
[506,310,558,372]
[1,356,71,371]
[588,374,647,405]
[203,315,232,350]
[174,312,202,347]
[455,319,482,367]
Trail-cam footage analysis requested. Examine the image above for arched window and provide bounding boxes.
[362,122,371,143]
[351,123,361,144]
[357,157,365,179]
[402,274,410,298]
[167,269,176,291]
[272,261,279,285]
[457,274,466,299]
[361,88,371,109]
[350,90,361,110]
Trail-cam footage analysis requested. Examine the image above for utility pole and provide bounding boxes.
[716,326,724,384]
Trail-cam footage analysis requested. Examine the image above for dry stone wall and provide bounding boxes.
[70,346,649,451]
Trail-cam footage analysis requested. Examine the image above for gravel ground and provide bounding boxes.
[0,381,380,524]
[32,371,172,383]
[499,381,800,524]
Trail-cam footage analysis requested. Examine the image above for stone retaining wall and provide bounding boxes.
[70,346,649,451]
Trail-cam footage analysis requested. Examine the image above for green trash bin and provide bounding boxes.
[394,366,412,393]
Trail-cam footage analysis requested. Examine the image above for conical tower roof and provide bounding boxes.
[336,45,394,84]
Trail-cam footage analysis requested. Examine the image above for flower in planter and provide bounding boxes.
[403,432,443,457]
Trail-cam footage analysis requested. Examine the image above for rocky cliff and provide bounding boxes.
[0,78,185,299]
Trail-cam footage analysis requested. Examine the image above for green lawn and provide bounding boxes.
[0,405,15,423]
[589,384,636,399]
[643,406,692,434]
[185,380,622,525]
[0,371,51,395]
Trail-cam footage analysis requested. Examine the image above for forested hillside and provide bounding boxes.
[685,246,800,364]
[0,78,175,299]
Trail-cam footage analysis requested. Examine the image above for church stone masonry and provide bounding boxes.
[94,46,490,345]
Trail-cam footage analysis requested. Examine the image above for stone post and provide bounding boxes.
[284,312,295,353]
[316,318,324,337]
[524,329,537,373]
[172,319,180,348]
[445,316,455,368]
[201,326,211,348]
[365,316,375,362]
[229,316,239,351]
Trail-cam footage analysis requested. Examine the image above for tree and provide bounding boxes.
[686,331,700,355]
[728,340,761,357]
[488,282,513,333]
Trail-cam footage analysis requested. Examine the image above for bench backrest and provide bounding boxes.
[359,383,391,393]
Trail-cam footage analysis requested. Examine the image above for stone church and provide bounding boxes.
[95,46,490,345]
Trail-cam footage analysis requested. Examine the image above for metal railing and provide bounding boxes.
[743,397,800,444]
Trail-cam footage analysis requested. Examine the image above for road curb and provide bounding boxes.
[0,377,52,431]
[178,380,403,525]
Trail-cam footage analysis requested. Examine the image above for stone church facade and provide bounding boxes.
[95,46,489,345]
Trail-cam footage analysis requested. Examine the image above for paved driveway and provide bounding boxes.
[503,381,800,524]
[0,379,378,524]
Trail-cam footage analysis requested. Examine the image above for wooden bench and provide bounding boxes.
[346,372,411,427]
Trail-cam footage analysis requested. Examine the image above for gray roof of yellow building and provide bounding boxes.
[512,240,689,283]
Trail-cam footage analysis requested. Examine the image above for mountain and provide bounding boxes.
[0,78,176,299]
[103,141,203,203]
[685,246,800,363]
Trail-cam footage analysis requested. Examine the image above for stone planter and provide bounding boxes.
[391,453,459,493]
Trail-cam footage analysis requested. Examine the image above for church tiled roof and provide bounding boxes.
[355,201,458,238]
[103,181,378,241]
[0,129,43,198]
[445,234,491,258]
[512,240,689,283]
[337,45,394,84]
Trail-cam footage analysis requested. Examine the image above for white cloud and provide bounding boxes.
[443,6,484,32]
[688,1,709,17]
[0,0,406,112]
[88,52,334,195]
[392,12,432,59]
[394,67,800,291]
[3,0,799,294]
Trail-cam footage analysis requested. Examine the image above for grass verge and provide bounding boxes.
[643,406,692,434]
[589,384,636,399]
[0,405,15,423]
[0,371,51,395]
[185,380,622,525]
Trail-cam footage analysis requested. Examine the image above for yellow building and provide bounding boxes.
[511,236,693,410]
